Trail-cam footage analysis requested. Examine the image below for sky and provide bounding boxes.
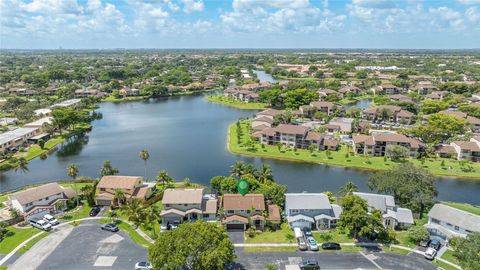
[1,0,479,49]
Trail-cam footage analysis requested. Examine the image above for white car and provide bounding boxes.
[424,247,437,260]
[135,261,153,270]
[43,214,59,226]
[30,218,52,231]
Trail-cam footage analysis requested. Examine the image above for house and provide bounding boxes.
[34,108,52,117]
[389,94,413,103]
[0,117,18,126]
[50,98,81,108]
[318,89,339,100]
[425,91,448,100]
[285,193,342,230]
[95,176,155,206]
[338,86,361,96]
[362,105,414,124]
[425,204,480,241]
[255,109,283,120]
[0,127,39,153]
[24,117,53,131]
[160,188,218,227]
[309,101,336,115]
[378,84,400,95]
[417,81,438,95]
[221,194,280,231]
[352,133,424,157]
[327,117,354,133]
[353,192,414,229]
[252,116,273,130]
[449,137,480,162]
[8,182,76,220]
[258,124,339,151]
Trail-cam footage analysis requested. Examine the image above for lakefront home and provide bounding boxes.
[95,176,155,206]
[353,192,414,229]
[285,193,342,230]
[221,194,280,231]
[425,204,480,241]
[352,133,424,157]
[362,105,414,124]
[449,137,480,162]
[160,188,218,227]
[8,182,76,220]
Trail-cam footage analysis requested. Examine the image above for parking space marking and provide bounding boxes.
[101,234,124,244]
[288,257,302,265]
[285,265,301,270]
[93,256,117,267]
[360,251,383,270]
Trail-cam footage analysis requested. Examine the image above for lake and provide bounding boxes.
[1,94,480,205]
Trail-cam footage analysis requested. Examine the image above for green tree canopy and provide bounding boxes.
[452,232,480,270]
[148,221,235,270]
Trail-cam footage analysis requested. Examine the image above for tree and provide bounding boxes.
[155,170,174,187]
[122,198,144,225]
[283,89,319,109]
[385,145,410,161]
[148,221,235,270]
[66,163,79,206]
[0,221,8,240]
[407,226,429,244]
[139,149,150,180]
[100,160,119,177]
[409,113,469,144]
[14,157,29,173]
[113,189,125,206]
[265,263,278,270]
[257,164,274,184]
[210,176,237,195]
[452,232,480,270]
[230,161,246,178]
[367,163,437,218]
[145,205,160,237]
[338,181,358,197]
[338,194,369,238]
[107,210,118,223]
[38,138,45,149]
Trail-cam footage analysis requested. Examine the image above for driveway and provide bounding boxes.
[228,230,245,244]
[6,219,148,270]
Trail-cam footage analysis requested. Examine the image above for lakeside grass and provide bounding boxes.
[13,137,65,161]
[0,226,39,254]
[205,94,268,110]
[441,201,480,215]
[228,120,480,180]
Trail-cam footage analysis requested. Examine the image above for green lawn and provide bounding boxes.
[243,246,298,252]
[245,223,295,244]
[228,120,480,179]
[313,230,355,244]
[383,246,410,255]
[16,232,49,254]
[102,95,147,102]
[434,260,459,270]
[441,202,480,215]
[273,75,319,81]
[58,202,92,223]
[99,218,151,248]
[14,136,65,161]
[441,249,460,265]
[0,226,40,254]
[395,231,417,249]
[205,95,268,110]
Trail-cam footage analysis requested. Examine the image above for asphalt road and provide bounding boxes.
[34,220,147,270]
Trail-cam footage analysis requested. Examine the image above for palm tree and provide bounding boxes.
[139,149,150,180]
[107,210,118,223]
[123,198,144,225]
[113,189,125,207]
[100,160,119,177]
[14,157,29,173]
[257,164,274,184]
[338,181,358,197]
[66,164,79,206]
[155,170,173,187]
[230,161,246,178]
[145,205,160,237]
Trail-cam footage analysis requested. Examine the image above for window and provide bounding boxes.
[45,197,49,200]
[466,230,472,233]
[454,226,459,231]
[246,210,251,214]
[431,218,440,224]
[100,188,105,192]
[165,204,170,207]
[239,210,245,213]
[202,214,209,218]
[446,223,452,226]
[227,210,234,214]
[291,209,299,214]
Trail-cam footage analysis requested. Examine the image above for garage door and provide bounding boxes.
[96,199,112,206]
[226,224,245,231]
[291,221,311,229]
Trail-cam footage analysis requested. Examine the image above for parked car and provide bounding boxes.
[29,218,52,231]
[101,223,119,232]
[89,206,101,217]
[43,214,59,226]
[321,242,341,250]
[429,239,442,251]
[307,237,319,251]
[303,228,312,237]
[297,237,308,251]
[419,239,431,248]
[299,260,320,270]
[134,261,153,270]
[424,247,437,260]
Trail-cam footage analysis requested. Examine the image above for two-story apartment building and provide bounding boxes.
[160,188,218,227]
[417,81,438,95]
[353,192,414,229]
[309,101,336,116]
[0,127,39,154]
[362,105,414,124]
[95,175,155,206]
[425,204,480,242]
[285,193,342,230]
[378,84,401,95]
[449,137,480,162]
[8,182,76,220]
[221,194,278,231]
[258,124,339,151]
[352,133,424,157]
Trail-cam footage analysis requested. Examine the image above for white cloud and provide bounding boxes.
[456,0,480,5]
[182,0,204,13]
[466,7,480,22]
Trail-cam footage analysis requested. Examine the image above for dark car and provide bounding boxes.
[302,228,313,237]
[89,206,101,216]
[321,242,341,250]
[101,223,119,232]
[299,260,320,270]
[429,239,442,251]
[419,239,431,248]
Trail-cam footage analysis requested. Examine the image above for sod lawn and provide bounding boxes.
[205,94,268,110]
[228,120,480,179]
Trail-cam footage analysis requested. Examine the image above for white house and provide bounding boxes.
[425,204,480,241]
[8,182,76,220]
[285,193,342,230]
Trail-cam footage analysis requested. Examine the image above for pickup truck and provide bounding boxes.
[29,218,53,231]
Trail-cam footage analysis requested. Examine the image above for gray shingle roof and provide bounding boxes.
[353,192,395,213]
[285,193,332,210]
[429,204,480,232]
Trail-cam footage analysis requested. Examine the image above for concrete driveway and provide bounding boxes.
[228,230,245,244]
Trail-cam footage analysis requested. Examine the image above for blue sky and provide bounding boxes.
[1,0,479,49]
